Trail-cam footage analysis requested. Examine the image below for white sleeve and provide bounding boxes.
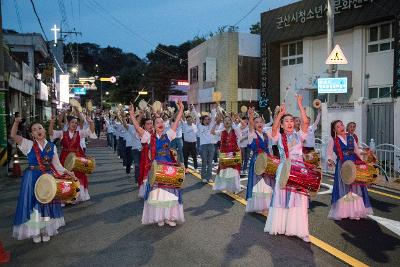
[80,128,96,139]
[311,112,322,131]
[18,138,33,156]
[270,131,280,143]
[297,130,308,142]
[51,130,63,141]
[234,128,242,143]
[248,131,257,142]
[51,146,66,173]
[326,138,335,162]
[354,140,362,159]
[141,130,151,144]
[167,129,177,141]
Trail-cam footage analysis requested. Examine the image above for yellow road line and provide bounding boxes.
[188,169,369,267]
[325,179,400,201]
[367,189,400,200]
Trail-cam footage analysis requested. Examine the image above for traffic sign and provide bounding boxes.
[110,76,117,83]
[317,78,347,94]
[72,87,87,95]
[79,77,96,83]
[325,44,348,65]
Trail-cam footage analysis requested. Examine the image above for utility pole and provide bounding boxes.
[327,0,335,103]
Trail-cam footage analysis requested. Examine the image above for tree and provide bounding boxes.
[250,22,261,34]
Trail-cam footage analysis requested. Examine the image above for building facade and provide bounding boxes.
[261,0,400,148]
[188,32,260,112]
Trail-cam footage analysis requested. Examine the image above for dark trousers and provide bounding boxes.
[121,139,127,167]
[240,146,251,171]
[213,142,220,163]
[95,126,101,138]
[125,146,132,173]
[113,135,117,152]
[132,149,141,182]
[183,141,198,169]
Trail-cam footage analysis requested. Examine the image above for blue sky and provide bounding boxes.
[3,0,295,58]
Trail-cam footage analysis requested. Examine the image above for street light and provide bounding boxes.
[105,91,109,95]
[71,67,78,73]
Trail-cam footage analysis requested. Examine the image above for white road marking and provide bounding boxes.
[368,215,400,237]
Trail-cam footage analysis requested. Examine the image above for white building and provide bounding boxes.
[188,32,260,113]
[261,0,400,149]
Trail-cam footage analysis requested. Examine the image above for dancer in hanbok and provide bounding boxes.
[264,95,311,242]
[130,100,185,227]
[49,115,95,202]
[245,107,275,213]
[138,117,154,198]
[327,120,373,220]
[11,117,74,242]
[211,115,242,193]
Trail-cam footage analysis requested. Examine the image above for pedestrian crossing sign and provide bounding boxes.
[325,44,348,65]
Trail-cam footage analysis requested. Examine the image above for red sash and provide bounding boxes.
[281,133,289,159]
[32,141,59,176]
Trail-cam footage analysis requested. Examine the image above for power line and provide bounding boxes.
[233,0,264,27]
[86,0,182,61]
[29,0,48,40]
[29,0,64,73]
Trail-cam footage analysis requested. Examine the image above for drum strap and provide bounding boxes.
[32,141,58,175]
[255,132,268,154]
[281,133,289,159]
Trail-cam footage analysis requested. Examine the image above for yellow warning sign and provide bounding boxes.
[325,44,348,65]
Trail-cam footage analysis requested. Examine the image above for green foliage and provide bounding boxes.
[250,22,261,34]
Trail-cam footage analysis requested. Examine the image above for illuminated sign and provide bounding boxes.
[317,78,347,94]
[59,74,70,104]
[72,87,87,95]
[177,81,189,86]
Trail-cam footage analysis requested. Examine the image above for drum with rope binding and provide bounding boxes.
[149,161,185,188]
[254,152,280,177]
[34,173,81,204]
[64,153,96,174]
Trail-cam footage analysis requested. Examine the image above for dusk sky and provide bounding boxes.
[3,0,296,58]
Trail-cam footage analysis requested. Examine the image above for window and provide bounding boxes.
[203,62,206,81]
[190,66,198,84]
[368,22,395,53]
[368,86,392,99]
[281,41,303,66]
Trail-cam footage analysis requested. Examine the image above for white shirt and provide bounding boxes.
[213,126,241,147]
[18,138,65,173]
[182,122,198,143]
[105,119,115,134]
[239,125,249,148]
[211,123,223,144]
[125,124,142,150]
[303,112,321,148]
[175,122,183,138]
[141,129,176,144]
[326,135,362,162]
[51,128,94,142]
[271,130,307,161]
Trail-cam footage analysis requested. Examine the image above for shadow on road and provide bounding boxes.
[223,215,317,266]
[369,196,398,213]
[185,193,235,220]
[335,219,400,264]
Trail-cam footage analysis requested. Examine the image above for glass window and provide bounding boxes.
[369,26,378,42]
[281,45,288,57]
[368,44,379,53]
[289,58,296,65]
[296,57,303,64]
[379,87,391,98]
[380,23,390,39]
[380,42,391,51]
[289,43,296,56]
[369,87,378,99]
[282,59,288,66]
[297,42,303,55]
[203,62,206,81]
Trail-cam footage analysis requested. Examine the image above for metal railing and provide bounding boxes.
[374,143,400,182]
[314,137,400,182]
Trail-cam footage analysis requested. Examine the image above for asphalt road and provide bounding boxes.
[1,143,399,266]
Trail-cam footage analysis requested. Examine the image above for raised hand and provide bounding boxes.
[14,116,22,124]
[248,107,255,119]
[296,94,303,106]
[177,99,184,111]
[129,104,135,117]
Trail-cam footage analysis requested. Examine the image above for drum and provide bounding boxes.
[340,160,378,185]
[254,152,280,177]
[303,151,321,168]
[219,152,241,169]
[55,175,81,204]
[35,174,81,204]
[149,161,185,188]
[64,153,96,174]
[279,160,322,197]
